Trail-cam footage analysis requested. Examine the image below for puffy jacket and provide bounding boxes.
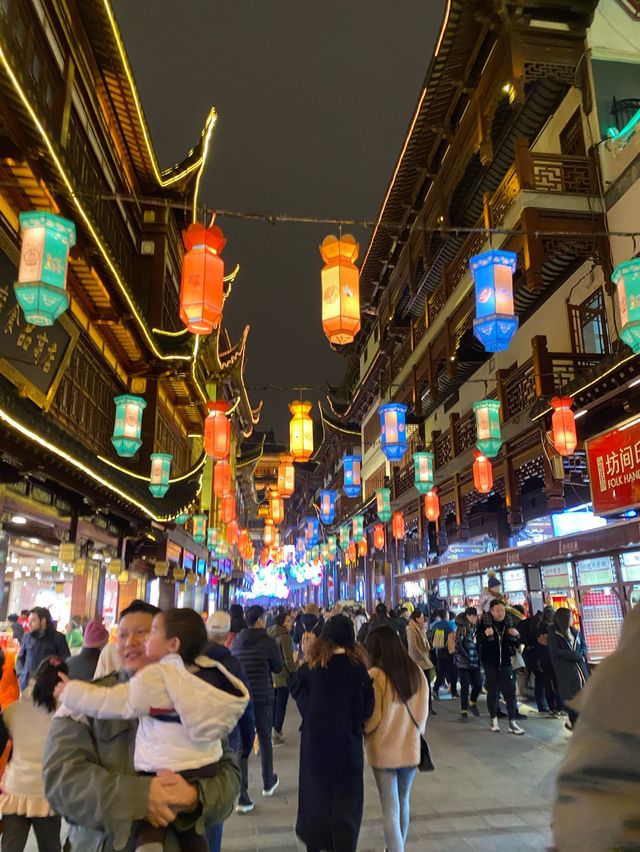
[231,628,282,705]
[268,624,297,688]
[454,614,480,670]
[17,628,70,690]
[479,616,519,668]
[203,642,255,758]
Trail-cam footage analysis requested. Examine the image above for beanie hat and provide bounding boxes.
[321,614,355,648]
[207,611,231,636]
[83,619,109,649]
[488,576,501,590]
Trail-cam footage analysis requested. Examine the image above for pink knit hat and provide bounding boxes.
[83,619,109,649]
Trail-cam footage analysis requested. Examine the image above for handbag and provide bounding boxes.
[402,699,435,773]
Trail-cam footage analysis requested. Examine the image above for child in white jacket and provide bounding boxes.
[57,607,249,852]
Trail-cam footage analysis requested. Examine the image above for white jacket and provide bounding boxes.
[58,653,249,772]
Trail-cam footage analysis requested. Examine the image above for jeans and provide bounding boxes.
[1,815,61,852]
[484,665,518,720]
[372,767,417,852]
[205,821,223,852]
[273,685,289,734]
[240,700,276,797]
[459,667,482,711]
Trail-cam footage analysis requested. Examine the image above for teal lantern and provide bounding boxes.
[613,259,640,352]
[339,524,350,550]
[207,527,217,550]
[473,399,502,458]
[321,543,329,563]
[175,513,189,525]
[471,249,518,352]
[311,545,320,561]
[352,515,364,543]
[149,453,172,497]
[327,535,337,558]
[413,451,435,494]
[376,488,392,523]
[193,514,207,544]
[111,395,146,457]
[379,403,408,461]
[15,211,76,326]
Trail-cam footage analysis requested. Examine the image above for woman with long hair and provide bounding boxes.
[289,614,374,852]
[406,609,435,715]
[549,607,589,730]
[365,625,429,852]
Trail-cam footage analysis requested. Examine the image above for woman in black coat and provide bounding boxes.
[289,614,374,852]
[548,607,589,729]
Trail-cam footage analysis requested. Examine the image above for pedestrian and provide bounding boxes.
[406,609,435,715]
[430,610,457,699]
[548,607,589,730]
[390,607,408,647]
[268,611,297,747]
[299,605,323,661]
[0,657,68,852]
[365,626,429,852]
[359,602,392,645]
[536,606,563,716]
[353,607,368,635]
[518,609,546,710]
[479,574,506,615]
[231,605,282,803]
[0,646,19,711]
[17,608,70,691]
[289,614,374,852]
[65,617,84,656]
[7,614,24,644]
[225,604,247,649]
[478,600,524,735]
[66,618,109,682]
[455,607,482,722]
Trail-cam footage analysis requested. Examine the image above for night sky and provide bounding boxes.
[113,1,444,440]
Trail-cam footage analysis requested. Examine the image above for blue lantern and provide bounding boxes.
[296,536,306,559]
[111,395,146,457]
[342,454,361,498]
[305,516,319,545]
[319,490,336,524]
[379,403,408,461]
[471,249,518,352]
[149,453,172,498]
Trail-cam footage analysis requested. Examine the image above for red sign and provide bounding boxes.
[586,417,640,514]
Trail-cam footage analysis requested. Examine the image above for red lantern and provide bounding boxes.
[213,459,231,498]
[205,401,231,460]
[424,489,440,522]
[473,451,493,494]
[238,528,249,552]
[269,491,285,526]
[347,541,356,563]
[358,538,368,557]
[374,523,385,551]
[392,511,405,541]
[221,493,236,525]
[226,519,238,546]
[551,396,577,457]
[180,222,226,334]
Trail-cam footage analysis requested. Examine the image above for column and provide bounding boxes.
[0,529,9,620]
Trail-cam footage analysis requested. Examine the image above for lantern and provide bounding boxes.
[471,249,518,352]
[319,490,336,525]
[193,514,207,544]
[347,541,356,563]
[374,523,385,551]
[379,403,408,461]
[263,520,274,547]
[376,488,391,523]
[239,528,249,552]
[149,453,172,498]
[327,535,337,558]
[413,451,435,495]
[221,493,236,525]
[205,401,231,460]
[352,515,364,542]
[111,395,146,457]
[226,519,238,546]
[213,459,232,498]
[424,489,440,522]
[179,222,226,334]
[305,517,319,545]
[296,536,306,559]
[15,211,76,326]
[392,511,405,541]
[269,491,285,526]
[474,399,502,458]
[289,401,314,461]
[339,525,350,550]
[207,527,218,550]
[551,396,577,456]
[319,543,329,563]
[358,538,368,558]
[319,233,361,345]
[277,454,295,498]
[473,451,494,494]
[342,455,362,498]
[175,513,189,525]
[613,259,640,352]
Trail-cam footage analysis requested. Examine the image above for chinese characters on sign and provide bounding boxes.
[586,419,640,514]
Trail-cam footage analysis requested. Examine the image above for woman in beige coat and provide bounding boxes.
[406,610,435,715]
[365,626,429,852]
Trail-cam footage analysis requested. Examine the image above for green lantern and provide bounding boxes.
[327,535,337,559]
[413,451,434,494]
[376,488,392,523]
[352,515,364,543]
[473,399,502,458]
[311,545,320,561]
[207,527,217,550]
[111,395,146,457]
[320,543,329,563]
[193,514,207,544]
[215,540,228,559]
[613,259,640,352]
[339,525,350,550]
[15,211,76,326]
[175,513,189,525]
[149,453,172,498]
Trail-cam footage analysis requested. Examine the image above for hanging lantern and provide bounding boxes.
[263,520,274,547]
[392,511,405,541]
[473,451,494,494]
[269,491,285,525]
[305,517,319,545]
[413,451,435,495]
[376,488,392,523]
[207,526,218,551]
[374,523,385,551]
[352,515,364,543]
[215,540,228,559]
[149,453,172,498]
[221,493,236,525]
[111,395,146,457]
[327,535,337,558]
[319,490,336,525]
[613,259,640,352]
[239,528,249,551]
[289,401,314,461]
[474,399,502,458]
[319,233,361,345]
[213,459,232,498]
[277,454,295,498]
[226,519,238,546]
[471,249,518,352]
[347,541,357,563]
[339,525,350,550]
[378,403,408,461]
[342,454,362,498]
[551,396,578,456]
[205,401,231,460]
[424,489,440,522]
[15,212,76,326]
[179,222,226,334]
[358,538,368,557]
[175,513,189,525]
[296,536,306,559]
[193,514,207,544]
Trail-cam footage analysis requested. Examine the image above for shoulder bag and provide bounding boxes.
[402,698,435,773]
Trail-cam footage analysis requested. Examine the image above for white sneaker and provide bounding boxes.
[490,717,500,732]
[509,721,525,735]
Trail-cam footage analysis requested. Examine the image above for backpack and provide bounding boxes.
[300,629,317,660]
[430,625,447,649]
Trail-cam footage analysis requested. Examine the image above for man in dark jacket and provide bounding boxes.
[358,602,392,645]
[455,607,482,722]
[66,618,109,682]
[7,614,24,644]
[232,605,282,803]
[17,606,70,690]
[479,600,524,735]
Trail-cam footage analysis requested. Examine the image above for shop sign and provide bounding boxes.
[59,542,77,563]
[109,559,123,574]
[73,558,87,576]
[586,418,640,514]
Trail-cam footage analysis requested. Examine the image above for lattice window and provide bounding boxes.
[568,288,610,355]
[156,406,190,476]
[434,429,452,469]
[504,360,536,419]
[455,410,476,454]
[363,411,379,454]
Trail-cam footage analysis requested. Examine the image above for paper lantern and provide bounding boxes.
[180,222,226,334]
[277,454,295,498]
[239,528,249,551]
[205,401,231,460]
[213,459,231,498]
[327,535,337,558]
[226,519,239,546]
[551,396,577,457]
[342,455,362,498]
[352,515,364,543]
[269,491,285,526]
[374,523,385,551]
[207,527,218,550]
[474,399,502,458]
[319,490,336,525]
[413,451,434,495]
[193,514,207,544]
[613,259,640,352]
[221,493,236,525]
[263,520,274,547]
[471,249,518,352]
[175,513,189,525]
[15,211,76,326]
[392,511,405,541]
[289,401,314,461]
[424,489,440,522]
[379,403,408,461]
[296,536,306,559]
[320,233,361,345]
[473,451,493,494]
[339,525,350,550]
[112,395,146,457]
[376,488,391,523]
[358,538,368,557]
[149,453,172,498]
[347,541,357,563]
[305,517,319,545]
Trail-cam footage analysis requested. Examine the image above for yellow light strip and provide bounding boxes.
[191,335,208,404]
[97,452,206,483]
[319,403,361,436]
[192,110,217,224]
[152,327,190,337]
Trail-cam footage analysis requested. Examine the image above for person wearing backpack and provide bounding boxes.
[430,610,455,699]
[268,612,297,746]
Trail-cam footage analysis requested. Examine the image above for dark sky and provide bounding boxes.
[113,1,444,440]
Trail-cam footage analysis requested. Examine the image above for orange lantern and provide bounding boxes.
[269,491,285,526]
[238,528,249,551]
[277,454,295,498]
[289,400,314,461]
[205,401,231,460]
[374,523,385,551]
[424,489,440,522]
[213,459,231,498]
[263,520,274,547]
[220,493,236,525]
[347,540,356,563]
[320,233,361,345]
[180,222,226,334]
[551,396,577,456]
[392,511,405,541]
[358,538,368,557]
[473,451,493,494]
[226,519,238,546]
